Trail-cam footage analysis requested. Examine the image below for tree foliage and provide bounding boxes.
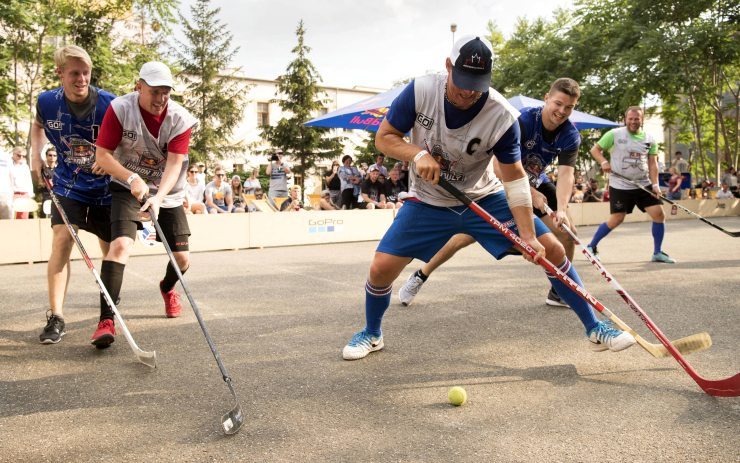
[261,20,344,187]
[173,0,248,164]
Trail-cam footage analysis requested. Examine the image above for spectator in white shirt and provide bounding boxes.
[205,167,233,213]
[0,149,13,219]
[716,182,734,199]
[11,147,34,219]
[184,165,207,214]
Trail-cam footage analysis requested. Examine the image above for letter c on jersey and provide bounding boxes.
[466,138,481,155]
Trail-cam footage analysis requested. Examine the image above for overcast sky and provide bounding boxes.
[179,0,574,90]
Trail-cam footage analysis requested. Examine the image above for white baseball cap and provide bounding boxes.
[139,62,175,89]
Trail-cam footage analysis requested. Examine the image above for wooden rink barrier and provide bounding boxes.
[1,199,738,265]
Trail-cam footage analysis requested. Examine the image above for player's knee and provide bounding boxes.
[542,235,565,262]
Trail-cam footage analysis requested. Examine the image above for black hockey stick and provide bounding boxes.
[147,204,244,435]
[437,177,740,397]
[610,171,740,237]
[41,169,156,368]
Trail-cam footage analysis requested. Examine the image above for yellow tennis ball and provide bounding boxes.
[448,386,467,406]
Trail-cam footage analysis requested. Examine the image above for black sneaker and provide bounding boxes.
[39,313,66,344]
[545,288,569,308]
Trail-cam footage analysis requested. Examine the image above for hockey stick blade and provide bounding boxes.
[221,380,245,435]
[610,172,740,237]
[438,178,740,396]
[543,204,712,358]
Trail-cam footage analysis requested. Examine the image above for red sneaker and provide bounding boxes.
[160,281,182,318]
[91,319,115,349]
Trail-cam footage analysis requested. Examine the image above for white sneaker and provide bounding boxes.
[342,330,384,360]
[398,271,425,306]
[588,320,636,352]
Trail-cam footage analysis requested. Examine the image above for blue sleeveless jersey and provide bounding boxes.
[37,87,116,204]
[518,106,580,187]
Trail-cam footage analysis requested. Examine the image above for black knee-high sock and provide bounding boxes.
[100,260,125,321]
[160,263,188,293]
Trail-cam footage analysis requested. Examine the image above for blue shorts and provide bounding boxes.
[377,191,551,261]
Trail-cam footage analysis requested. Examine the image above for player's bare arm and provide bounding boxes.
[591,144,610,173]
[554,165,575,226]
[498,161,545,263]
[648,155,660,196]
[30,120,49,181]
[376,119,439,183]
[141,152,186,217]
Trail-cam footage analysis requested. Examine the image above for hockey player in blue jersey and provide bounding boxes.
[31,45,116,344]
[342,37,634,361]
[398,78,584,309]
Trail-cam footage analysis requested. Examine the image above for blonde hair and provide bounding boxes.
[54,45,92,70]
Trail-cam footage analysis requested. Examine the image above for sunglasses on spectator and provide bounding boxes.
[216,173,226,177]
[46,153,57,157]
[188,170,197,173]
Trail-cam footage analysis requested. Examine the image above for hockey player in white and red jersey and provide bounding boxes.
[91,62,197,349]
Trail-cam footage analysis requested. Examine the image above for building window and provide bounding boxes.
[257,102,269,126]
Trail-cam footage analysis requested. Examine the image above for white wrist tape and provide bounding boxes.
[600,160,609,166]
[414,150,429,163]
[126,173,141,185]
[503,176,532,209]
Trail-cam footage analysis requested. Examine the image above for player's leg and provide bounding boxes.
[398,233,475,306]
[157,205,192,318]
[630,189,675,263]
[40,224,74,344]
[466,192,635,352]
[343,200,458,360]
[535,182,575,307]
[587,186,628,258]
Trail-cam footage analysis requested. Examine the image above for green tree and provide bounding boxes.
[261,20,344,188]
[173,0,248,164]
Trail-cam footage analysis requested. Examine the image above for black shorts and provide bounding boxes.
[110,183,191,252]
[609,186,662,214]
[50,195,112,242]
[533,181,558,218]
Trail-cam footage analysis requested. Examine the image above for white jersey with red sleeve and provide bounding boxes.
[108,92,198,208]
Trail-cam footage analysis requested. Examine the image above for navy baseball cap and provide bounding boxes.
[449,35,493,92]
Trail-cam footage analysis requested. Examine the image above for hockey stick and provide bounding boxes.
[438,177,740,396]
[41,169,156,368]
[542,204,711,358]
[610,171,740,237]
[147,205,244,435]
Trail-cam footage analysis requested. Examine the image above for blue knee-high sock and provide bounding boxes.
[365,281,392,337]
[589,222,612,248]
[546,260,600,334]
[652,222,665,254]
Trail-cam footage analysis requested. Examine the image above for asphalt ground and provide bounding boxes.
[1,217,739,462]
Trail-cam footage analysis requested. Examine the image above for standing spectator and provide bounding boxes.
[38,148,58,217]
[360,165,393,209]
[266,149,291,200]
[195,162,206,185]
[325,160,342,207]
[242,168,261,195]
[716,182,734,199]
[671,151,689,173]
[319,189,340,210]
[384,168,405,209]
[582,179,603,202]
[205,167,233,213]
[666,167,683,200]
[11,147,34,219]
[0,149,13,219]
[231,175,247,213]
[184,165,207,214]
[588,106,675,263]
[371,153,389,177]
[358,162,368,179]
[338,155,362,209]
[280,185,304,211]
[720,166,737,194]
[92,60,198,347]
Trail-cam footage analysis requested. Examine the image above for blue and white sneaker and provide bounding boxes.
[342,330,384,360]
[588,320,635,352]
[651,251,676,264]
[585,245,600,261]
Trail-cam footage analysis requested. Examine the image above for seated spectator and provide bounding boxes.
[666,167,683,200]
[716,182,734,199]
[384,168,405,209]
[205,167,233,213]
[721,166,738,194]
[254,187,265,200]
[319,189,340,210]
[231,175,247,213]
[582,178,603,202]
[38,147,57,217]
[570,184,584,203]
[360,165,394,209]
[280,185,304,212]
[243,168,261,195]
[325,160,342,208]
[184,165,207,214]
